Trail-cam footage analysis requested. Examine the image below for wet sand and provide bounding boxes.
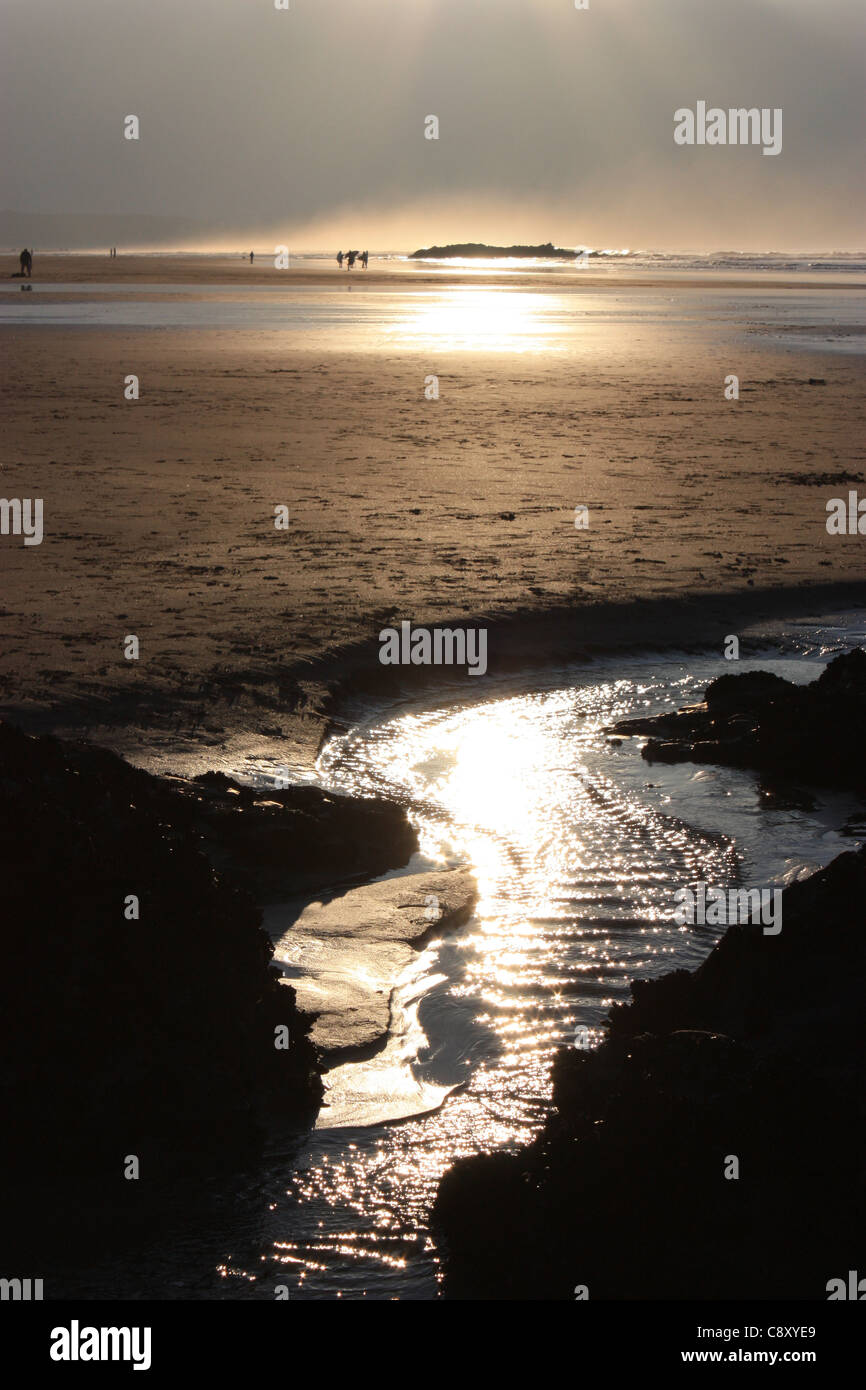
[1,260,864,768]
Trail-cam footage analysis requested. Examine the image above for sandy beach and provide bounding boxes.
[5,0,866,1325]
[1,257,864,772]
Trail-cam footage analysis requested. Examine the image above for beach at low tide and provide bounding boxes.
[2,253,865,767]
[3,250,865,1301]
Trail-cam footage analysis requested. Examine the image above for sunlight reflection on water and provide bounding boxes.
[52,629,863,1299]
[230,636,862,1300]
[249,664,741,1298]
[382,288,568,352]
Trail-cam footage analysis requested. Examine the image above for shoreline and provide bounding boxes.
[3,581,864,777]
[5,253,866,293]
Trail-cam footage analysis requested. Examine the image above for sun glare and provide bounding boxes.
[387,287,561,352]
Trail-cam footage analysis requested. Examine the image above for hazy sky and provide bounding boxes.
[1,0,863,250]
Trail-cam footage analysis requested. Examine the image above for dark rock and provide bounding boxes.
[0,722,322,1182]
[609,649,866,793]
[704,668,793,712]
[433,846,866,1299]
[183,771,418,900]
[0,721,416,1254]
[409,241,584,260]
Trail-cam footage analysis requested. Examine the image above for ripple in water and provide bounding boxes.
[226,640,859,1300]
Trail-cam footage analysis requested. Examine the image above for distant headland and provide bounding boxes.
[409,241,582,259]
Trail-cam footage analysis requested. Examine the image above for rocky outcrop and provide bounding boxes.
[609,648,866,793]
[0,721,418,1252]
[410,241,579,259]
[433,845,866,1299]
[268,869,478,1058]
[176,769,418,899]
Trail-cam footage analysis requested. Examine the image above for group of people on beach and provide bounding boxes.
[337,250,368,270]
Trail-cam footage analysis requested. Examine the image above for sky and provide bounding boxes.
[1,0,863,251]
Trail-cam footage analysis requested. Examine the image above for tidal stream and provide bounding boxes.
[235,621,863,1300]
[54,619,865,1299]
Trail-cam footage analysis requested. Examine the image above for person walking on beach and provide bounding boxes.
[361,250,368,270]
[337,250,344,269]
[347,250,356,270]
[19,249,32,277]
[250,250,255,264]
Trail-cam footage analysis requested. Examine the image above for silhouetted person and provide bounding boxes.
[250,251,254,264]
[19,249,32,277]
[337,250,344,268]
[361,250,368,269]
[347,250,356,270]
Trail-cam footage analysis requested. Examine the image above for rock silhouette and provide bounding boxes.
[434,842,866,1299]
[0,721,416,1256]
[609,648,866,793]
